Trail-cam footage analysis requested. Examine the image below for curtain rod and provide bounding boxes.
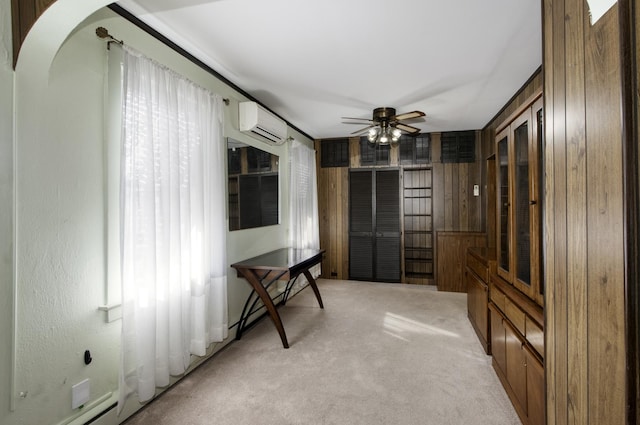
[96,26,231,106]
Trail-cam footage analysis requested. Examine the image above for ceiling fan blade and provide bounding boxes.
[351,125,375,135]
[341,116,374,122]
[393,111,425,121]
[394,123,422,134]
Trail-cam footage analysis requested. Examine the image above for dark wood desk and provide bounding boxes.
[231,248,325,348]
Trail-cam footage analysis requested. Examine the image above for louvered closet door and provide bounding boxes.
[349,169,401,282]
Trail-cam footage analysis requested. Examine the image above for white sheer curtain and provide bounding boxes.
[118,46,228,411]
[289,140,321,280]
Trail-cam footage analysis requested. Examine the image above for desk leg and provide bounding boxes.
[303,269,324,309]
[238,268,290,349]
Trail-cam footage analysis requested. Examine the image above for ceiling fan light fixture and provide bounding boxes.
[344,107,425,148]
[391,128,402,141]
[367,128,378,140]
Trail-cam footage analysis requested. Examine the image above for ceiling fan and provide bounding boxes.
[342,107,426,147]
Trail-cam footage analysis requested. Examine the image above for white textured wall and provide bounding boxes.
[5,3,313,425]
[0,0,14,423]
[12,11,120,425]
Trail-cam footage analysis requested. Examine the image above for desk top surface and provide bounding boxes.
[231,248,324,272]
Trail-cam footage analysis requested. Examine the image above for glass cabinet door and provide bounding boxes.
[513,110,532,289]
[496,127,511,280]
[530,97,544,305]
[494,96,544,307]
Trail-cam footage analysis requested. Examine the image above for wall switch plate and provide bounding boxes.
[473,184,480,197]
[71,378,90,409]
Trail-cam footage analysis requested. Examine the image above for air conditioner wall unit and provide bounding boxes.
[239,101,288,145]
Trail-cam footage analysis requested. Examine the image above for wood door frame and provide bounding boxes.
[620,0,640,422]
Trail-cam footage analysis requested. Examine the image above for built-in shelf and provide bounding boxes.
[403,168,433,284]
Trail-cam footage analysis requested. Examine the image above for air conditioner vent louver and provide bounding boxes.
[239,101,288,145]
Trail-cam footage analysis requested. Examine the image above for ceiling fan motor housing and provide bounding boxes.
[373,107,396,122]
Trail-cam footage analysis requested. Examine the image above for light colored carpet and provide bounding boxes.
[123,279,521,425]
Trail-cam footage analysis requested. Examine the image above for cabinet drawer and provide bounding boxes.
[505,298,526,335]
[466,254,488,283]
[526,316,544,358]
[490,286,506,312]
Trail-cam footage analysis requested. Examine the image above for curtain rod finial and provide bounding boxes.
[96,27,123,46]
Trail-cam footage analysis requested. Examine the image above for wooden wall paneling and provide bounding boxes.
[545,0,628,423]
[470,132,482,231]
[431,161,444,237]
[316,138,350,280]
[480,130,492,236]
[543,0,556,422]
[431,133,445,234]
[444,164,454,230]
[340,167,349,279]
[451,162,461,230]
[349,137,360,168]
[564,0,588,423]
[316,164,329,277]
[316,141,334,279]
[546,0,569,421]
[585,5,625,424]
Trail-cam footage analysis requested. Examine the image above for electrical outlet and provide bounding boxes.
[71,379,90,409]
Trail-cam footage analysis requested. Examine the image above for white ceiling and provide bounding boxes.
[116,0,542,139]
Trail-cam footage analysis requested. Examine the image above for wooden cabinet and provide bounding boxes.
[490,304,507,374]
[489,91,545,425]
[490,277,545,425]
[435,232,486,292]
[526,348,545,425]
[466,247,495,354]
[496,96,544,306]
[505,321,528,416]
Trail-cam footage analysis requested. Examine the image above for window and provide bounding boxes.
[360,137,390,166]
[441,131,476,163]
[247,146,273,172]
[228,148,242,175]
[400,133,431,165]
[321,139,350,167]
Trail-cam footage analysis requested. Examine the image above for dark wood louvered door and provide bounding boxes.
[349,169,401,282]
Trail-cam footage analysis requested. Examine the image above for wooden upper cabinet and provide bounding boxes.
[495,95,543,306]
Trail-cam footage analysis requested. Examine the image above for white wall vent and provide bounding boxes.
[239,101,288,145]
